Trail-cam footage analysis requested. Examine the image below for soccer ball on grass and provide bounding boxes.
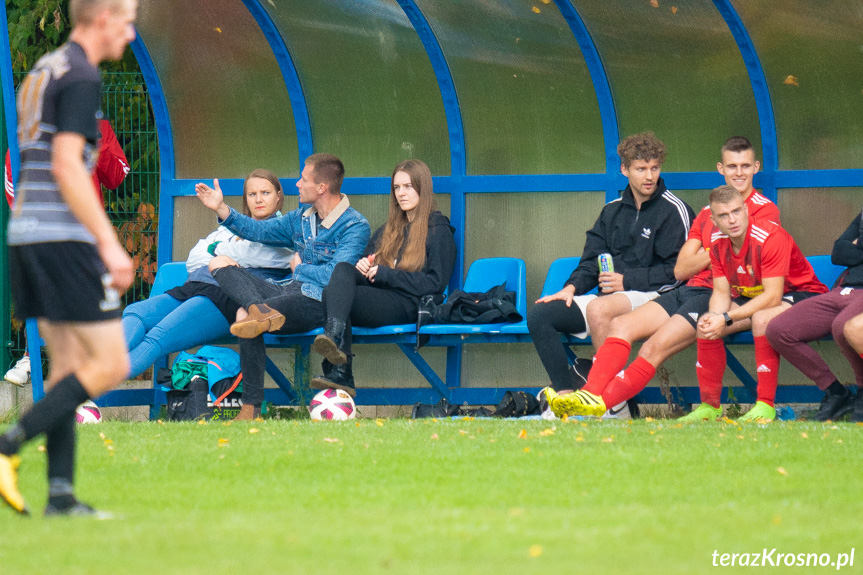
[308,388,356,421]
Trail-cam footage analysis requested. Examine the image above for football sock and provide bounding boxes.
[754,335,780,407]
[827,380,845,395]
[47,478,77,511]
[696,338,726,408]
[583,337,631,396]
[46,413,76,488]
[0,374,89,456]
[601,357,657,408]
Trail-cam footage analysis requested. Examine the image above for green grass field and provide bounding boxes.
[1,417,860,574]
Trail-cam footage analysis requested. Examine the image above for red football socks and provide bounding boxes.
[601,356,657,408]
[583,337,631,396]
[754,335,780,407]
[696,338,726,408]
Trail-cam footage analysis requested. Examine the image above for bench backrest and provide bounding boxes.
[151,262,189,297]
[540,257,581,298]
[462,257,527,319]
[808,254,844,290]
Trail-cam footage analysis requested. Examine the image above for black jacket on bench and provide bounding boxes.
[831,212,863,288]
[365,210,457,305]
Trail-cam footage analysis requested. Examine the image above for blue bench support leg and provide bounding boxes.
[265,354,298,404]
[396,343,452,402]
[446,345,462,391]
[25,318,45,401]
[724,347,757,402]
[563,345,578,366]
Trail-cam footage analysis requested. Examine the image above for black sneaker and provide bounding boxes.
[812,385,853,421]
[571,358,593,389]
[849,389,863,423]
[44,500,113,519]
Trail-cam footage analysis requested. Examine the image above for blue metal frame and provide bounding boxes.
[0,1,18,176]
[243,0,314,169]
[117,4,863,414]
[130,35,176,267]
[553,0,621,203]
[712,0,779,202]
[396,0,468,389]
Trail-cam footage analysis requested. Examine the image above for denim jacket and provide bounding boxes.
[220,194,370,301]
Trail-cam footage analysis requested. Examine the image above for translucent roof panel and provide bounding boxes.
[573,0,761,171]
[264,1,450,177]
[415,0,604,175]
[779,188,863,256]
[732,1,863,170]
[137,0,299,179]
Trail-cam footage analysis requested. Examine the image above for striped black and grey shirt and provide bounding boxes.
[7,41,101,246]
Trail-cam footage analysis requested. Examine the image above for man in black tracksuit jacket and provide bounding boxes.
[528,132,695,405]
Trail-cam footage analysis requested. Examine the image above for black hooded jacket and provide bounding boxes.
[365,211,457,304]
[565,177,695,295]
[831,212,863,288]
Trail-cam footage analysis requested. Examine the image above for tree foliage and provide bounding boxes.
[6,0,137,73]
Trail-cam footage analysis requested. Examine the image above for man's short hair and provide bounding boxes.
[305,153,345,195]
[70,0,128,26]
[708,184,741,208]
[617,132,667,167]
[721,136,754,156]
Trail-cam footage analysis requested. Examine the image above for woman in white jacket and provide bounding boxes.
[122,169,293,378]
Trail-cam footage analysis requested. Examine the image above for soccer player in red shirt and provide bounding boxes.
[548,137,780,420]
[686,185,827,422]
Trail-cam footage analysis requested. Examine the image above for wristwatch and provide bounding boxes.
[722,312,733,326]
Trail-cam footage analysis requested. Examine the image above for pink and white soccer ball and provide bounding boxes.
[75,400,102,424]
[308,388,356,421]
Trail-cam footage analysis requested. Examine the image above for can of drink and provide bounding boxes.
[598,253,614,274]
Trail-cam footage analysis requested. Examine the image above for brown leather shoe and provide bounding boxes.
[230,304,286,338]
[234,403,261,421]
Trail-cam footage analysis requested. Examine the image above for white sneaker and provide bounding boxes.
[537,387,558,420]
[602,400,631,420]
[4,356,31,387]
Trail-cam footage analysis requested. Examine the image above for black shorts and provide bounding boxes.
[654,286,712,328]
[731,291,822,309]
[9,242,122,323]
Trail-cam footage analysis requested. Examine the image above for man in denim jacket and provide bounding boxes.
[196,154,370,419]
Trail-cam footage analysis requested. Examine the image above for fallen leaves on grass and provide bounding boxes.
[532,6,541,13]
[800,432,808,439]
[575,436,584,442]
[539,428,555,436]
[218,438,229,447]
[249,428,259,434]
[459,430,468,435]
[602,437,614,443]
[777,467,788,476]
[431,433,439,440]
[523,447,531,453]
[671,5,678,13]
[529,544,543,558]
[38,445,46,452]
[323,437,339,443]
[197,420,207,426]
[783,75,799,87]
[518,429,528,439]
[650,0,659,7]
[375,419,385,427]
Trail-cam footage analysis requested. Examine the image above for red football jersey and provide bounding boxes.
[686,192,780,288]
[709,216,827,298]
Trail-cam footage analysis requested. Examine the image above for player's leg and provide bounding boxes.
[767,290,852,421]
[683,301,743,422]
[739,302,792,422]
[584,292,639,349]
[527,298,589,392]
[582,301,670,396]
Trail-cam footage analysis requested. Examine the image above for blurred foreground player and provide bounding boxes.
[0,0,137,516]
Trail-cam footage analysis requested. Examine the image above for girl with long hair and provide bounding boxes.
[310,159,457,395]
